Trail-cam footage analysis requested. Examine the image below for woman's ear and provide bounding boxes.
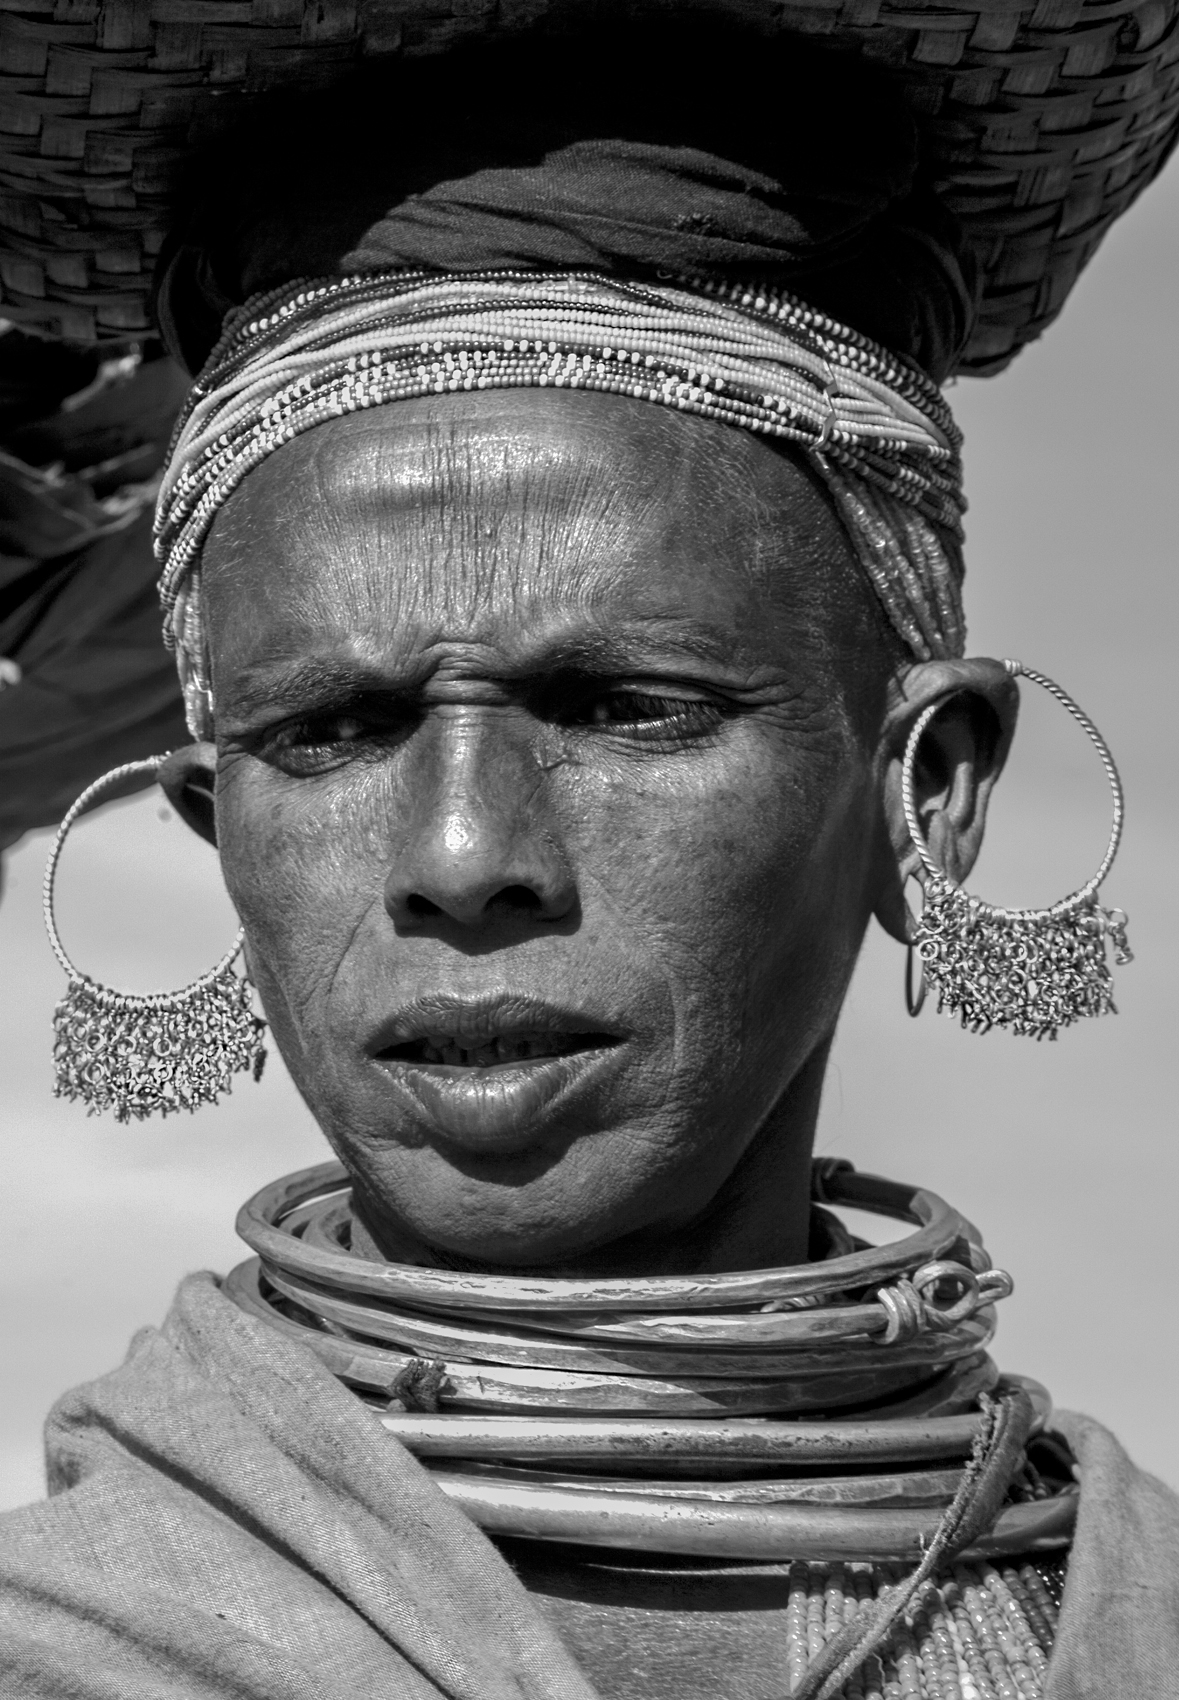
[159,743,219,847]
[873,658,1020,945]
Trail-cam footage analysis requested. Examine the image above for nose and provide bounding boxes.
[384,711,577,929]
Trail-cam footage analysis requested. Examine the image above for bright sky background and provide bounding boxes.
[2,160,1176,1511]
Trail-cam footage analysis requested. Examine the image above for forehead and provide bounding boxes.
[200,388,856,678]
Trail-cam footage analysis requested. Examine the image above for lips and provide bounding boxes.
[366,995,625,1151]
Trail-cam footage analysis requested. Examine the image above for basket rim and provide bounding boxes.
[0,0,1176,366]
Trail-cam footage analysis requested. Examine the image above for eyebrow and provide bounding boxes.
[222,618,742,720]
[226,658,400,720]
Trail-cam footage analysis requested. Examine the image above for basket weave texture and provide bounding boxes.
[0,0,1176,371]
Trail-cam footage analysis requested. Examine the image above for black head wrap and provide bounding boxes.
[156,21,979,381]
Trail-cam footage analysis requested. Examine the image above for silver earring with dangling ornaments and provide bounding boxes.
[43,756,267,1121]
[901,661,1132,1040]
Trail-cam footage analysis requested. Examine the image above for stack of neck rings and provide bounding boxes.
[154,268,967,738]
[224,1157,1075,1700]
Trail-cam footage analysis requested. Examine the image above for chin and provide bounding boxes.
[342,1131,698,1271]
[361,1175,647,1269]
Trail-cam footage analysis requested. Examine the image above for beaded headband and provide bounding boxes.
[154,271,968,737]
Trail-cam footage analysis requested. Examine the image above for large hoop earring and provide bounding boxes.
[901,661,1132,1040]
[43,756,267,1121]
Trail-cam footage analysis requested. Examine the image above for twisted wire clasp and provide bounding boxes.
[876,1260,1013,1344]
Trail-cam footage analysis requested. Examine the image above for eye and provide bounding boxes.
[563,688,729,740]
[256,705,418,775]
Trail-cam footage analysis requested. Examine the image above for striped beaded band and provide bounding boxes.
[155,270,968,737]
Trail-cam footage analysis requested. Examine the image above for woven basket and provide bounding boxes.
[0,0,1176,371]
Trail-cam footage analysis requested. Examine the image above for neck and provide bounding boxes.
[353,1038,830,1278]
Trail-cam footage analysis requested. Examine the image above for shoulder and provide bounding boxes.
[0,1272,382,1695]
[0,1270,592,1700]
[1049,1411,1179,1699]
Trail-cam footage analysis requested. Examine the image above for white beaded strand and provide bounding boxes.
[155,270,969,735]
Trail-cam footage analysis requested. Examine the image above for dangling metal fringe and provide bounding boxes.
[913,874,1130,1040]
[52,966,266,1123]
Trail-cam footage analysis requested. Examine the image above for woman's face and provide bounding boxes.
[196,389,901,1270]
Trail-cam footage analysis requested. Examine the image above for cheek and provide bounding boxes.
[214,762,394,1042]
[569,736,875,1020]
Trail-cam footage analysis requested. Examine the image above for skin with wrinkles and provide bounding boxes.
[163,389,1016,1275]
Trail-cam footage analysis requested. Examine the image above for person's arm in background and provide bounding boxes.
[0,331,189,859]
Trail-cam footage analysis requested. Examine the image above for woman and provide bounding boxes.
[0,15,1176,1699]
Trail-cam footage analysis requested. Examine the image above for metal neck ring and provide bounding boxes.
[899,660,1125,924]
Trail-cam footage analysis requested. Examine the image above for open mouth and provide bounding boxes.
[379,1032,614,1069]
[367,998,627,1145]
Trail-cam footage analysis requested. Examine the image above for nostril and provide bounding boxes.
[396,882,563,926]
[404,892,444,919]
[492,884,546,912]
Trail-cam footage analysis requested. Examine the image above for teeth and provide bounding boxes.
[416,1033,584,1067]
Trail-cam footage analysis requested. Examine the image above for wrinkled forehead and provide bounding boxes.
[199,388,869,681]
